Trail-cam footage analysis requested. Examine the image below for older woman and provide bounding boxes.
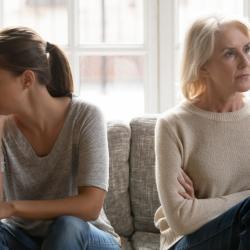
[155,16,250,250]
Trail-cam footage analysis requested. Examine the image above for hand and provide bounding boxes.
[0,202,15,219]
[177,169,195,200]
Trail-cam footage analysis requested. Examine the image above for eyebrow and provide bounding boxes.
[221,42,250,52]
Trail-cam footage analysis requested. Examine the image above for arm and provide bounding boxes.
[0,105,109,221]
[0,116,7,201]
[155,118,250,235]
[3,186,105,220]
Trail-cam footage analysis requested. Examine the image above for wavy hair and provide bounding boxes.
[181,15,250,100]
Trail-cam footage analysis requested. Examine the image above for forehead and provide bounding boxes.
[214,24,250,50]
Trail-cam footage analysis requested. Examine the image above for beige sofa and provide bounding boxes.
[104,116,161,250]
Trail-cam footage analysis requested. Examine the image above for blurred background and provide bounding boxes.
[0,0,247,120]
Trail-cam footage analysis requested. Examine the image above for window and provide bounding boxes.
[159,0,246,112]
[1,0,248,117]
[0,0,158,121]
[2,0,68,45]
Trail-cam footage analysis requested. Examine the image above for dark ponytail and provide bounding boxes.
[46,42,73,97]
[0,27,73,97]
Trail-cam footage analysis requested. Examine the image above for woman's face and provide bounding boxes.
[0,68,24,115]
[204,24,250,98]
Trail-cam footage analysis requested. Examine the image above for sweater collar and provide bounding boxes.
[180,100,250,121]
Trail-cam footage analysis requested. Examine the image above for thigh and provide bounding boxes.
[0,222,40,250]
[170,198,248,250]
[170,223,233,250]
[42,216,120,250]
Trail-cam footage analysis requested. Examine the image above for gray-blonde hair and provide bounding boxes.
[181,15,250,100]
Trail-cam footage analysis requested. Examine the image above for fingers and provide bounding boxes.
[181,169,194,187]
[178,191,193,200]
[177,169,195,199]
[177,175,193,194]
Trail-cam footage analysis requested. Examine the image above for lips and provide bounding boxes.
[236,74,250,79]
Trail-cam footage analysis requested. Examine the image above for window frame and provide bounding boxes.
[1,0,250,115]
[0,0,158,115]
[158,0,177,112]
[0,0,3,26]
[66,0,158,114]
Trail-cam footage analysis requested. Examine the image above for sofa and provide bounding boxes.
[104,116,161,250]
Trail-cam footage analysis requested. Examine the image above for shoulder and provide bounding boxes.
[70,98,106,132]
[156,101,197,143]
[0,116,7,128]
[71,98,104,122]
[71,98,102,115]
[0,116,8,138]
[157,101,190,129]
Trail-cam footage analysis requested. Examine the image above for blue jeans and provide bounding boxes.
[0,216,120,250]
[170,196,250,250]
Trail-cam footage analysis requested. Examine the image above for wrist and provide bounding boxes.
[8,201,16,217]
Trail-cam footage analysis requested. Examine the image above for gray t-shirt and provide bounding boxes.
[1,98,119,242]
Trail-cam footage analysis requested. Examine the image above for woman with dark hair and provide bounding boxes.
[0,27,120,250]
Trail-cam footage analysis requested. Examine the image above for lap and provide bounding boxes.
[170,197,250,250]
[0,222,40,250]
[0,216,120,250]
[43,216,120,250]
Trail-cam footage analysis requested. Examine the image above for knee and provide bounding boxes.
[242,196,250,205]
[239,197,250,227]
[239,197,250,214]
[43,216,90,250]
[50,216,89,238]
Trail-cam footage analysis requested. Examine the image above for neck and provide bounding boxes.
[192,92,245,113]
[13,87,71,134]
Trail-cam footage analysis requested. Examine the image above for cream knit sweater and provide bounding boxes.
[154,100,250,249]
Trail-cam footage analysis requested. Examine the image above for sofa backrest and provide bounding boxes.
[130,116,160,233]
[105,116,160,237]
[105,121,134,237]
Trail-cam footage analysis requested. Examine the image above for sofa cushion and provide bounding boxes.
[132,231,160,250]
[121,237,133,250]
[130,116,160,233]
[105,121,134,237]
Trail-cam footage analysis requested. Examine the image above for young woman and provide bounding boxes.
[155,16,250,250]
[0,27,120,250]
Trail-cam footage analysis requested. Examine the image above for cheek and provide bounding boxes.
[0,87,14,99]
[0,86,20,111]
[211,64,234,80]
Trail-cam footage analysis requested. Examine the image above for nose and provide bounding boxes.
[238,53,250,69]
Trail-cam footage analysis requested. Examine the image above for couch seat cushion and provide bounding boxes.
[132,231,160,250]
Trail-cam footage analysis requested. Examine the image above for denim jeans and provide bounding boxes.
[0,216,120,250]
[170,196,250,250]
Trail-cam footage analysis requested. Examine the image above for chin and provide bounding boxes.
[0,110,11,116]
[237,82,250,92]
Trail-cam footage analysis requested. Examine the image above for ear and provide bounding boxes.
[20,70,35,90]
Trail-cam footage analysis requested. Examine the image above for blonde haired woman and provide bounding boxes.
[155,16,250,250]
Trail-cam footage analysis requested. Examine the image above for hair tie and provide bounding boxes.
[46,42,53,53]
